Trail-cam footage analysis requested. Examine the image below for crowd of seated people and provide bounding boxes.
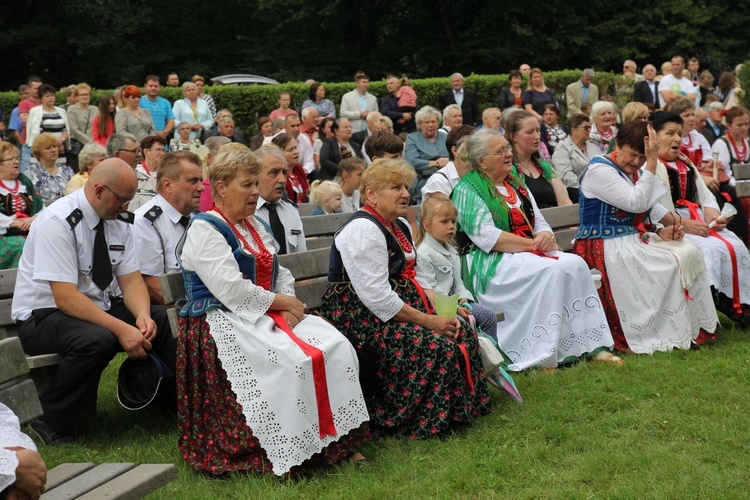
[1,57,749,484]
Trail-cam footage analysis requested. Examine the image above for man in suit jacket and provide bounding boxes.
[632,64,661,109]
[340,71,379,133]
[439,73,480,126]
[565,68,599,118]
[213,117,246,145]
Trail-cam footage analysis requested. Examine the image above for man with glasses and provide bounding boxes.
[12,158,176,446]
[129,136,166,211]
[106,132,141,169]
[133,152,204,304]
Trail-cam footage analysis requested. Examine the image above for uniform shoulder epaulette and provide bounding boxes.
[143,205,163,223]
[117,211,135,224]
[66,208,83,229]
[280,198,298,209]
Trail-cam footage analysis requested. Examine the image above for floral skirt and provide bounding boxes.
[318,277,492,439]
[176,315,368,477]
[0,235,26,270]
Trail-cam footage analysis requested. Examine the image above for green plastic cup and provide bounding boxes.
[433,294,459,318]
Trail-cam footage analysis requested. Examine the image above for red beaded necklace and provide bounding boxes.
[212,206,274,290]
[363,204,413,253]
[499,180,518,205]
[726,133,748,163]
[0,179,20,195]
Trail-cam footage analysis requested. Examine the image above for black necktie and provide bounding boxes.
[179,216,190,228]
[266,203,287,255]
[92,220,112,291]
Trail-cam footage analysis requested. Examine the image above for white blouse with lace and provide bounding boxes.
[0,403,37,491]
[334,216,431,322]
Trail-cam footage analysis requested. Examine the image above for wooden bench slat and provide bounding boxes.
[540,204,579,229]
[0,297,15,332]
[0,378,42,425]
[27,354,62,369]
[295,279,329,310]
[45,463,96,491]
[42,463,136,500]
[0,337,30,383]
[158,273,185,306]
[732,163,750,181]
[305,237,333,250]
[278,248,330,281]
[555,228,579,252]
[76,464,178,500]
[301,212,352,237]
[0,268,17,300]
[297,202,314,217]
[735,181,750,198]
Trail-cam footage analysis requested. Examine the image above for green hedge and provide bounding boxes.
[738,61,750,109]
[0,70,631,137]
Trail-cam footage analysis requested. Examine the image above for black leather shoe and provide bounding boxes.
[28,418,79,446]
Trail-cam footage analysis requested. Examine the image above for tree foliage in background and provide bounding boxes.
[0,0,749,90]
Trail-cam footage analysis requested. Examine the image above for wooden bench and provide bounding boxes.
[0,269,61,415]
[732,163,750,198]
[41,462,177,500]
[540,203,580,252]
[301,207,421,250]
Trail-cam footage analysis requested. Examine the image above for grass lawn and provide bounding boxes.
[35,316,750,499]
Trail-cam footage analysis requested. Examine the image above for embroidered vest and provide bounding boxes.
[328,211,412,282]
[575,156,645,240]
[178,213,279,317]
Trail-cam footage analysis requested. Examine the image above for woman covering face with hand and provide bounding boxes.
[573,120,718,353]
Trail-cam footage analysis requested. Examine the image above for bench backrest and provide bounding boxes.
[732,164,750,197]
[539,204,580,251]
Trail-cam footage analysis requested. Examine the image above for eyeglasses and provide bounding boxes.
[0,156,20,164]
[118,147,142,155]
[100,185,132,205]
[146,147,165,153]
[485,145,513,156]
[575,125,592,130]
[77,93,90,97]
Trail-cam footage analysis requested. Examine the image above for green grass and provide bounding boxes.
[36,318,750,499]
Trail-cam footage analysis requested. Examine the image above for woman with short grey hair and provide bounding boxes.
[404,106,449,203]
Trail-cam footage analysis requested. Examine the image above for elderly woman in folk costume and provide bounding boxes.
[452,128,617,371]
[651,111,750,325]
[573,120,718,353]
[176,147,369,476]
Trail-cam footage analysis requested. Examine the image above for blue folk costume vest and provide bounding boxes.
[328,211,412,282]
[575,155,651,240]
[178,213,279,317]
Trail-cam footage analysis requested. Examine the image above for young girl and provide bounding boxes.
[416,197,497,340]
[309,180,343,215]
[336,157,365,212]
[396,77,418,112]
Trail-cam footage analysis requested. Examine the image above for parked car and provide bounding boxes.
[209,74,279,86]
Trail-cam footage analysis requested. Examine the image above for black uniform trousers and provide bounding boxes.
[18,299,176,435]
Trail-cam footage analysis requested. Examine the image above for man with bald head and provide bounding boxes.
[12,159,177,445]
[632,63,660,108]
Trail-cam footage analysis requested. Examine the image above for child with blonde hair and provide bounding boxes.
[416,197,497,340]
[336,157,365,212]
[309,180,343,216]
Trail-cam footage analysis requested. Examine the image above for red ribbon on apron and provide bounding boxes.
[402,260,474,390]
[267,311,337,439]
[680,198,742,314]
